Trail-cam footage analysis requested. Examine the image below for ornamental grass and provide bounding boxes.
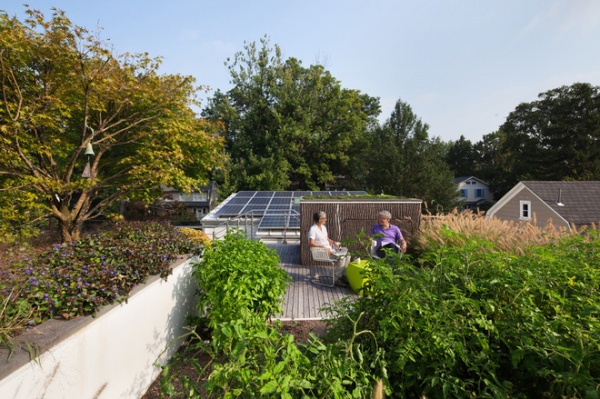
[413,209,591,256]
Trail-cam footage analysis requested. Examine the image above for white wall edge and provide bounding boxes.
[0,255,200,399]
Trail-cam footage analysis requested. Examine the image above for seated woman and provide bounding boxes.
[370,210,407,258]
[308,211,349,285]
[308,211,347,256]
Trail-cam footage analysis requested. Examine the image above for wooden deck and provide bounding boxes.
[267,243,357,321]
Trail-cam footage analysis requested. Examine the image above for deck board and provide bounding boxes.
[267,243,356,321]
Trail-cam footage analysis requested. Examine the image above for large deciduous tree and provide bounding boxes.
[364,100,458,212]
[0,9,225,242]
[483,83,600,198]
[202,36,380,194]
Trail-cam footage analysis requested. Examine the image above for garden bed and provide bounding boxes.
[141,320,329,398]
[0,255,199,399]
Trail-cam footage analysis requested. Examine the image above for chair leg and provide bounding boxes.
[310,264,336,287]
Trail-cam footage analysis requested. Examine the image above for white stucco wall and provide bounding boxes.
[0,256,199,399]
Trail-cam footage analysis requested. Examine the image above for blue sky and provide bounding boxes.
[3,1,600,143]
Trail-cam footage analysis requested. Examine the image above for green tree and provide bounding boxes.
[484,83,600,198]
[365,100,458,212]
[0,9,225,242]
[445,135,477,177]
[203,36,380,194]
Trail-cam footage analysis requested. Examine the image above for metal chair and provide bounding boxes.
[309,247,345,287]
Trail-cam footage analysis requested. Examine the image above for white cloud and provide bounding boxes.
[520,0,600,37]
[557,0,600,34]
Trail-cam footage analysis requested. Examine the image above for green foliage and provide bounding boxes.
[203,36,380,194]
[363,99,459,211]
[204,316,385,398]
[0,8,225,242]
[162,313,386,398]
[0,221,201,349]
[162,231,386,398]
[328,229,600,398]
[474,83,600,198]
[194,230,290,329]
[0,288,36,358]
[304,194,402,200]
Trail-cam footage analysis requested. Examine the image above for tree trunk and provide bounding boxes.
[59,219,83,242]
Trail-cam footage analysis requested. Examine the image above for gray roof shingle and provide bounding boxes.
[522,181,600,226]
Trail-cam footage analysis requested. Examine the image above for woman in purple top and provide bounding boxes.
[370,210,407,258]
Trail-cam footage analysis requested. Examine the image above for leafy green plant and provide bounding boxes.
[193,229,290,329]
[161,230,387,398]
[0,289,37,358]
[161,313,387,398]
[0,221,202,347]
[327,228,600,398]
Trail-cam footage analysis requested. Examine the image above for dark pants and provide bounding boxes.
[376,243,399,258]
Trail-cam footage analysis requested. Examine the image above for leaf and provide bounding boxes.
[259,380,278,394]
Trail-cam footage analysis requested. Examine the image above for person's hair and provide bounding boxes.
[378,210,392,220]
[313,211,327,223]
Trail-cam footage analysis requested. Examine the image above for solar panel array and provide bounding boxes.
[213,191,366,229]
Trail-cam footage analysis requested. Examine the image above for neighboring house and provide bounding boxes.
[455,176,494,210]
[158,182,219,222]
[485,181,600,229]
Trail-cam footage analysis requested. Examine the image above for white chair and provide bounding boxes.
[309,247,346,287]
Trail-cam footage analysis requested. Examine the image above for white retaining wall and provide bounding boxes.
[0,255,199,399]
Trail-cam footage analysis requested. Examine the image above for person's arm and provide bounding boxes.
[327,237,340,248]
[396,227,407,253]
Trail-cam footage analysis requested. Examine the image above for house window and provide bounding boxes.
[459,189,468,198]
[475,189,484,198]
[520,200,531,220]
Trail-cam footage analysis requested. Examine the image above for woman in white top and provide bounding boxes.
[308,211,340,255]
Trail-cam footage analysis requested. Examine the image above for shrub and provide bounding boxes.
[178,227,212,246]
[162,231,387,398]
[0,221,201,349]
[327,228,600,398]
[193,229,290,329]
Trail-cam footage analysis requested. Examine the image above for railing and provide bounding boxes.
[205,209,300,242]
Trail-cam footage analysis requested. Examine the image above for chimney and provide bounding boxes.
[556,188,564,206]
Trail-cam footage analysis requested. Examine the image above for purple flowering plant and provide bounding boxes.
[1,221,202,348]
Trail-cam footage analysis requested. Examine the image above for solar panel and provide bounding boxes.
[214,190,366,228]
[240,205,267,214]
[288,216,300,227]
[270,197,290,205]
[214,205,245,216]
[249,197,271,205]
[228,197,250,205]
[258,215,286,228]
[268,205,291,210]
